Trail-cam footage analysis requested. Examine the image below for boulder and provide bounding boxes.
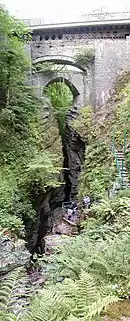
[0,229,30,276]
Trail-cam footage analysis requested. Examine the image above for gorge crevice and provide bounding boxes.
[63,111,86,201]
[32,108,85,252]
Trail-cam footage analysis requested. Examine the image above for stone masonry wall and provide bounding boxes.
[30,35,130,107]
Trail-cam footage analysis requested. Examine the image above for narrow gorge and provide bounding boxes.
[29,93,86,254]
[1,7,130,320]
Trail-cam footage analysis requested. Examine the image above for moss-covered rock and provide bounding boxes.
[71,73,130,200]
[0,91,63,235]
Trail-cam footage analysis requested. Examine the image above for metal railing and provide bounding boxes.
[111,129,127,187]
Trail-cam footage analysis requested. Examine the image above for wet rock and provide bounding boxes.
[27,104,85,252]
[28,272,46,288]
[56,276,65,283]
[0,230,30,275]
[52,216,78,235]
[44,234,71,254]
[64,109,85,200]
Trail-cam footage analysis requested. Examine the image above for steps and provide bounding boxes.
[116,151,130,188]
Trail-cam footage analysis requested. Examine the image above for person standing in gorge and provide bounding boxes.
[83,196,90,209]
[67,207,73,220]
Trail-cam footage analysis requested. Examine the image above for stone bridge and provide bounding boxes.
[26,12,130,107]
[31,68,93,107]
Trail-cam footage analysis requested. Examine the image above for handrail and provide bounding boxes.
[111,128,127,188]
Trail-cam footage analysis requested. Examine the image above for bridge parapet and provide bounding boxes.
[23,12,130,27]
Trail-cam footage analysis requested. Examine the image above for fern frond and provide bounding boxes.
[86,295,119,319]
[77,270,99,300]
[21,288,71,321]
[71,271,99,318]
[20,270,119,321]
[65,315,80,321]
[0,267,31,320]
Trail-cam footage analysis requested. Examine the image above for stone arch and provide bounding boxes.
[32,55,86,72]
[32,67,89,107]
[44,76,80,106]
[45,76,80,97]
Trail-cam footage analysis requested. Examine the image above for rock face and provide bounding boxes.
[64,107,85,201]
[26,98,64,253]
[27,103,85,253]
[0,230,30,275]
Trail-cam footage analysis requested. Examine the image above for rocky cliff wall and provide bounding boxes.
[28,102,85,253]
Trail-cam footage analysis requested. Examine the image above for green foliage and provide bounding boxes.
[104,80,130,151]
[72,79,130,200]
[19,227,130,320]
[0,97,62,231]
[78,141,116,199]
[0,7,63,234]
[1,217,129,321]
[75,50,95,68]
[33,62,67,73]
[0,214,23,236]
[111,72,130,102]
[71,106,117,199]
[0,8,129,321]
[0,5,30,106]
[0,229,129,320]
[43,229,130,297]
[111,85,130,149]
[0,267,31,321]
[21,270,118,321]
[71,106,95,142]
[44,82,73,135]
[23,151,62,199]
[81,192,130,249]
[90,196,130,225]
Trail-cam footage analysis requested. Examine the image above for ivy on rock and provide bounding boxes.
[0,6,63,235]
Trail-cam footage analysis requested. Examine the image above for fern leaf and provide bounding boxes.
[0,267,31,319]
[76,270,99,302]
[86,295,119,319]
[66,315,80,321]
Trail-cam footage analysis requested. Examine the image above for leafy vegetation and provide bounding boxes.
[21,271,119,321]
[71,106,117,199]
[0,267,31,321]
[0,6,130,321]
[0,6,63,234]
[71,78,130,199]
[75,50,95,68]
[0,5,30,106]
[44,82,73,135]
[33,62,67,73]
[78,141,116,199]
[111,84,130,149]
[125,149,130,179]
[0,207,130,320]
[91,196,130,226]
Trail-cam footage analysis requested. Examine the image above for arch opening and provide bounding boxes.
[32,55,86,72]
[43,77,78,202]
[45,76,80,97]
[43,77,76,135]
[44,76,80,110]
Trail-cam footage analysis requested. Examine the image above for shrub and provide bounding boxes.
[75,50,95,68]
